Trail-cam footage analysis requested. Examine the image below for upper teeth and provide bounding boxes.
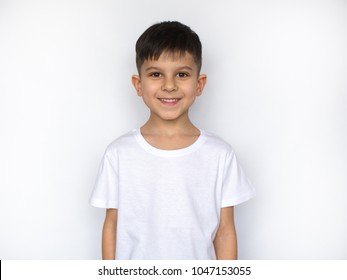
[161,98,179,102]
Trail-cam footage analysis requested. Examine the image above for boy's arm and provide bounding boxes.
[102,208,118,260]
[213,206,238,260]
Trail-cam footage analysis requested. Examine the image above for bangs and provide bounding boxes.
[135,21,202,72]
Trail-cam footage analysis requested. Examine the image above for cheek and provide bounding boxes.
[181,83,199,96]
[142,81,160,93]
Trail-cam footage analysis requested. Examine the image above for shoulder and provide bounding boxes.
[202,130,235,156]
[104,129,137,155]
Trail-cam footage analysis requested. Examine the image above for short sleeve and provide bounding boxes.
[221,151,256,207]
[89,149,119,209]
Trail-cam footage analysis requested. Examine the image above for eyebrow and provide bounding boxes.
[144,66,193,72]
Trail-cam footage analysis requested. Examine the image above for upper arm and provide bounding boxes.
[104,208,118,225]
[214,206,237,259]
[102,208,118,260]
[217,206,236,235]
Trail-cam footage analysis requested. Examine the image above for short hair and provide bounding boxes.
[135,21,202,73]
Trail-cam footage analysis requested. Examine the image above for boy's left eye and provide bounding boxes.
[177,73,189,78]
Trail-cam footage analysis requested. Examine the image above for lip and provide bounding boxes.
[158,98,181,106]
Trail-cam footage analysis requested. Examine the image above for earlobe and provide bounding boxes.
[196,74,207,96]
[132,75,142,96]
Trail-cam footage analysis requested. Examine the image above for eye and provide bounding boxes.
[150,72,161,78]
[177,72,189,78]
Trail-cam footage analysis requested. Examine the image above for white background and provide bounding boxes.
[0,0,346,259]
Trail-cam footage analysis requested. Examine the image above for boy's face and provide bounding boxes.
[132,52,206,123]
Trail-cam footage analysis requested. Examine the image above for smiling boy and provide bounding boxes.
[89,21,256,260]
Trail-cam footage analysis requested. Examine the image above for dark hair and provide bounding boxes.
[135,21,202,73]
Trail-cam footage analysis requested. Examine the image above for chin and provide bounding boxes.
[153,110,188,122]
[158,114,183,121]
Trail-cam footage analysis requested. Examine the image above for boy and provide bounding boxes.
[89,21,256,260]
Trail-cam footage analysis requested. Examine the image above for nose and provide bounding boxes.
[161,77,177,92]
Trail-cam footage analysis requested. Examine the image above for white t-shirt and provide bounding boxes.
[89,128,256,260]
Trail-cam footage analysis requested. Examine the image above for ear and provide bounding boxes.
[132,75,142,96]
[196,74,207,96]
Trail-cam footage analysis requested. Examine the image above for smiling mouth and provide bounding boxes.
[158,98,181,104]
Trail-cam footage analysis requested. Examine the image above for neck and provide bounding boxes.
[141,113,199,137]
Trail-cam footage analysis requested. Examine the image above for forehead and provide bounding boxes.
[141,51,197,71]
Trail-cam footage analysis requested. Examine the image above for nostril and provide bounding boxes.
[162,84,178,92]
[161,78,178,92]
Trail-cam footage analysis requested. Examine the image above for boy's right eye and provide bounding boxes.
[150,72,161,78]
